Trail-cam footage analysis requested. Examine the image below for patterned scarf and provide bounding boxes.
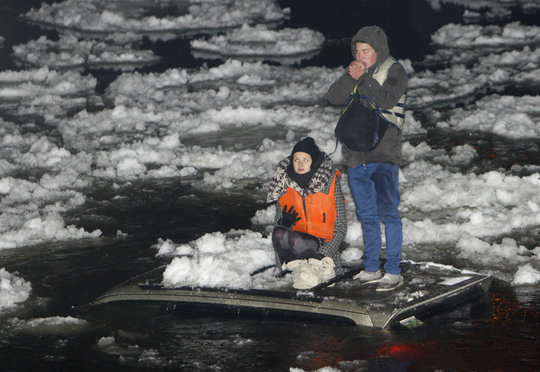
[267,153,335,203]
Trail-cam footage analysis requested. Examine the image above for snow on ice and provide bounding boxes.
[22,0,290,37]
[1,0,539,311]
[431,22,540,48]
[7,316,89,335]
[0,268,32,312]
[512,264,540,286]
[191,24,325,64]
[12,34,160,71]
[427,0,540,18]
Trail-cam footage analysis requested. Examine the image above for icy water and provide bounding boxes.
[1,0,540,371]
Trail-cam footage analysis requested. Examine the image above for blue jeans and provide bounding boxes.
[347,163,402,275]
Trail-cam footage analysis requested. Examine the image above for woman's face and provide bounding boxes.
[292,152,312,174]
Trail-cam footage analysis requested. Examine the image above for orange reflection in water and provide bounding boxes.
[486,293,540,326]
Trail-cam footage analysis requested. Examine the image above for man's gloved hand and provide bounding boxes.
[277,205,301,228]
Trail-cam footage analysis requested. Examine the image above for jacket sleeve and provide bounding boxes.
[357,62,407,109]
[274,201,283,226]
[324,70,362,106]
[317,177,347,275]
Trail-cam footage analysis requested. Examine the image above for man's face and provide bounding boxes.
[355,42,377,68]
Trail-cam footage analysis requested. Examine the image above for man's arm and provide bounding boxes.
[357,63,407,109]
[324,71,359,106]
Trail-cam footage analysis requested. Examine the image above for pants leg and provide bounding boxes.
[347,164,381,273]
[372,164,402,275]
[272,227,320,264]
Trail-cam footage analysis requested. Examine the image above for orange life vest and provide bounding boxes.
[279,171,341,242]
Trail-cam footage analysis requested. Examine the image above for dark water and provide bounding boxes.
[1,0,539,371]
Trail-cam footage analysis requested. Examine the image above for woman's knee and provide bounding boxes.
[288,231,319,258]
[272,226,288,241]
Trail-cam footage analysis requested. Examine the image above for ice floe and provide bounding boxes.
[427,0,540,21]
[191,24,324,64]
[7,316,89,334]
[12,34,160,70]
[22,0,290,38]
[436,95,540,138]
[0,268,32,312]
[0,67,98,123]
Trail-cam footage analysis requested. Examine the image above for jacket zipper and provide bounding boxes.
[302,194,308,232]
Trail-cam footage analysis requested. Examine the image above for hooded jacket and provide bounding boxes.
[325,26,407,167]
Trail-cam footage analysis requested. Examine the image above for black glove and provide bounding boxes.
[277,205,301,228]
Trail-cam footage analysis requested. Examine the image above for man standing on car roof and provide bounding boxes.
[325,25,407,291]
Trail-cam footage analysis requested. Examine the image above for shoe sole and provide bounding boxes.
[375,279,404,292]
[352,272,382,284]
[359,277,383,285]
